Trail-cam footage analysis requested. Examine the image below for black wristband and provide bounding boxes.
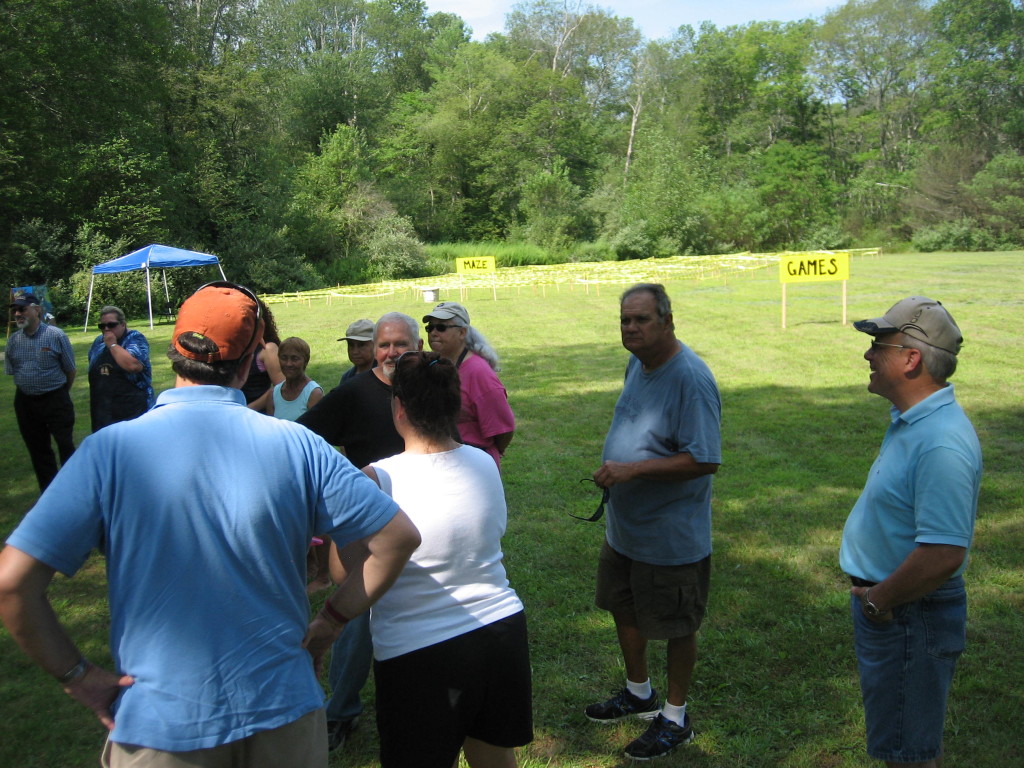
[57,657,89,685]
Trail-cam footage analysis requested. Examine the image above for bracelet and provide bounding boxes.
[57,657,90,685]
[319,601,352,627]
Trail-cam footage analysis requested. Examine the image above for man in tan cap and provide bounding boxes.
[338,318,375,386]
[841,296,981,768]
[0,282,419,768]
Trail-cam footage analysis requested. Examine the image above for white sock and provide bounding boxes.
[660,701,687,726]
[626,678,653,700]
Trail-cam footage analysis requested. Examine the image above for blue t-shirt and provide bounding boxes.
[602,345,722,566]
[840,384,982,583]
[6,386,400,751]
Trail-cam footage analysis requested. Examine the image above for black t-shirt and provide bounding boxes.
[296,369,403,470]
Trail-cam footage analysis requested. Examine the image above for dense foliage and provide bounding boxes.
[3,0,1023,318]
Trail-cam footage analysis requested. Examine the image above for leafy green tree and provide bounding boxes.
[963,151,1024,243]
[379,43,596,242]
[752,141,842,248]
[930,0,1024,150]
[692,21,821,156]
[516,159,587,250]
[814,0,932,171]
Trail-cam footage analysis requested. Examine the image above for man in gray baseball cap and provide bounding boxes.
[852,296,962,354]
[840,296,981,767]
[338,318,376,385]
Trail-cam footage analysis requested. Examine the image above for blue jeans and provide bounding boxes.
[852,577,966,763]
[325,611,373,723]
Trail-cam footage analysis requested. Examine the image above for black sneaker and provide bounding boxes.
[624,713,694,761]
[585,688,659,722]
[326,716,359,752]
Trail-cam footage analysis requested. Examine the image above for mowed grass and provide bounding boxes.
[1,251,1021,767]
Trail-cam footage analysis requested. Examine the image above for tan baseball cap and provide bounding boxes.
[338,318,374,342]
[854,296,962,354]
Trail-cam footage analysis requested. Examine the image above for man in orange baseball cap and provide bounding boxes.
[0,281,419,768]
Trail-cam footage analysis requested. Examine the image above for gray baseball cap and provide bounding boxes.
[423,301,469,325]
[338,318,374,342]
[854,296,962,354]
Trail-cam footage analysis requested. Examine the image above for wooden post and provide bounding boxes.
[781,283,787,329]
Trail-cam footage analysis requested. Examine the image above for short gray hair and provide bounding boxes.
[621,283,672,320]
[374,312,420,344]
[99,305,126,324]
[901,335,958,383]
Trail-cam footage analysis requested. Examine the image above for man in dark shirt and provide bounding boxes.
[297,311,422,751]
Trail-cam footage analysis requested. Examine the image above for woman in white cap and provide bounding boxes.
[422,301,514,467]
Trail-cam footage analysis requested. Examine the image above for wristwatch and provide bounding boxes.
[863,588,883,617]
[57,657,90,685]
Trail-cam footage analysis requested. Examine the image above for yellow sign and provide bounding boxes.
[779,251,850,283]
[456,256,496,274]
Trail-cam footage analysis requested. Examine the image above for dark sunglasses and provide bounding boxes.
[425,323,463,333]
[98,321,122,331]
[568,478,609,522]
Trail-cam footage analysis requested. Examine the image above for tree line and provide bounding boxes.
[2,0,1022,317]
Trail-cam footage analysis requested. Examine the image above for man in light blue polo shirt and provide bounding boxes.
[0,282,420,768]
[841,296,982,768]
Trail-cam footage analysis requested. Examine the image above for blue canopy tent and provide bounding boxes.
[84,244,226,330]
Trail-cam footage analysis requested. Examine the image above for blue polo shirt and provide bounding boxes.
[7,385,400,751]
[840,385,982,583]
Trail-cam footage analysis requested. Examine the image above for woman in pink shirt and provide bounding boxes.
[422,301,515,467]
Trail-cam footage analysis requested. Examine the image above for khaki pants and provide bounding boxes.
[101,709,327,768]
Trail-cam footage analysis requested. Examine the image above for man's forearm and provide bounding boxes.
[595,453,719,487]
[864,543,966,612]
[324,510,420,620]
[0,547,81,678]
[108,344,143,373]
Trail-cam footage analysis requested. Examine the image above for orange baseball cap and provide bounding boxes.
[173,282,264,363]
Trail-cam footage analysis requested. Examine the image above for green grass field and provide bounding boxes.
[1,251,1021,767]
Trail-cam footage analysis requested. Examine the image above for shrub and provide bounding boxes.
[912,219,996,252]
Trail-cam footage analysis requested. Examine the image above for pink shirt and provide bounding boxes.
[457,353,515,467]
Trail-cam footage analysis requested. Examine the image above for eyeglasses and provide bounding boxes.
[98,321,122,331]
[568,478,609,522]
[870,340,907,352]
[11,306,31,313]
[425,323,463,333]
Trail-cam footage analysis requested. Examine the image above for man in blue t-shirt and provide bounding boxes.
[0,282,420,767]
[584,283,722,761]
[841,297,981,768]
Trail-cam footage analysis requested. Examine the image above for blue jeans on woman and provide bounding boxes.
[325,611,373,725]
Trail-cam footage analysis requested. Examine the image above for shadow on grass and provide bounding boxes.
[506,374,1022,768]
[0,333,1019,767]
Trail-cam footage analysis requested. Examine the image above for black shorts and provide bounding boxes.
[596,541,710,640]
[374,611,533,768]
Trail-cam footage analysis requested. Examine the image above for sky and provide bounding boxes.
[423,1,841,42]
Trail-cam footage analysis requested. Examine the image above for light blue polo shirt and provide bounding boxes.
[7,386,400,751]
[840,385,982,583]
